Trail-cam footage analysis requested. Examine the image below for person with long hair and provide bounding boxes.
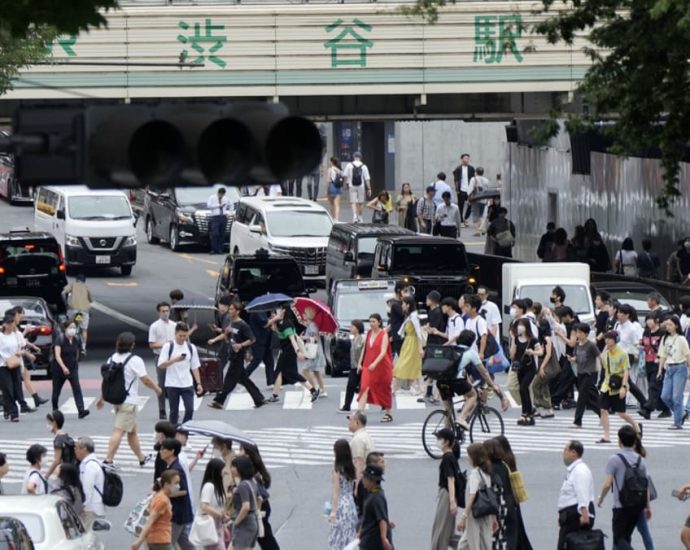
[510,318,541,426]
[431,428,464,550]
[0,312,31,422]
[132,469,179,550]
[530,316,555,419]
[366,191,392,224]
[395,182,417,229]
[659,315,690,430]
[393,296,425,396]
[266,304,319,403]
[299,307,327,397]
[239,443,280,550]
[357,314,393,423]
[52,319,88,418]
[50,462,85,515]
[197,458,228,550]
[327,439,358,550]
[638,312,670,420]
[327,157,344,221]
[339,320,365,414]
[457,443,494,550]
[229,456,259,550]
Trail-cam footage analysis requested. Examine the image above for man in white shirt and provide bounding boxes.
[157,323,203,426]
[348,411,374,480]
[96,331,161,465]
[431,172,453,207]
[436,297,464,345]
[463,294,490,360]
[149,302,176,420]
[343,152,371,223]
[557,440,595,549]
[206,186,231,254]
[467,167,490,234]
[477,286,501,338]
[434,191,462,239]
[76,436,105,526]
[452,153,475,226]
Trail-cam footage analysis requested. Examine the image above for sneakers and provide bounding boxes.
[310,388,321,402]
[417,396,440,405]
[139,453,155,467]
[337,407,351,414]
[78,410,90,419]
[266,395,280,403]
[207,401,223,410]
[319,391,328,399]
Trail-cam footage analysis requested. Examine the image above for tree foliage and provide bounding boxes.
[0,27,57,96]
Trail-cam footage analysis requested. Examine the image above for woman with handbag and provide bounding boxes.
[132,469,179,550]
[510,319,541,426]
[431,428,464,550]
[366,191,392,224]
[327,439,359,550]
[457,443,495,550]
[192,458,228,550]
[298,307,327,398]
[530,317,556,419]
[229,456,260,550]
[395,183,416,229]
[0,312,26,422]
[239,443,280,550]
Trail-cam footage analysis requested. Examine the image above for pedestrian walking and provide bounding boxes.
[530,318,555,419]
[416,186,437,235]
[159,438,196,550]
[51,319,88,418]
[153,421,177,482]
[452,153,475,225]
[63,273,92,353]
[367,191,392,224]
[208,301,266,409]
[9,306,48,410]
[598,331,641,443]
[386,284,408,359]
[457,443,494,550]
[157,323,203,426]
[556,440,595,549]
[229,455,260,550]
[207,186,231,254]
[44,410,76,478]
[338,319,365,414]
[358,314,393,422]
[343,152,372,223]
[430,172,452,207]
[537,222,556,261]
[357,464,393,550]
[0,312,30,421]
[298,307,327,397]
[638,312,671,420]
[510,318,541,426]
[486,207,515,257]
[419,291,445,405]
[354,452,385,522]
[614,304,647,409]
[597,426,650,549]
[50,462,85,515]
[97,331,162,465]
[477,286,501,339]
[175,427,198,512]
[430,428,464,550]
[266,303,319,403]
[467,167,489,234]
[245,310,276,388]
[568,323,602,428]
[75,436,105,528]
[327,157,344,222]
[132,469,178,550]
[638,239,661,278]
[393,296,424,397]
[195,458,228,550]
[149,302,177,420]
[348,411,374,480]
[434,191,462,239]
[22,443,48,495]
[394,182,416,230]
[658,315,690,429]
[328,439,359,550]
[239,443,280,550]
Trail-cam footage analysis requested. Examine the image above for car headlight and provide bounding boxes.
[65,234,82,247]
[124,235,137,246]
[176,209,192,223]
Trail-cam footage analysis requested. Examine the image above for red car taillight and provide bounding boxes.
[57,246,66,272]
[38,325,52,336]
[0,266,5,275]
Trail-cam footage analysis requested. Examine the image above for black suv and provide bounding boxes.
[326,223,415,291]
[144,185,240,251]
[0,228,67,306]
[215,249,313,305]
[372,235,476,303]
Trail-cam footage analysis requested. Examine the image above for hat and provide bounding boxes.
[427,290,441,303]
[434,428,455,444]
[363,464,384,482]
[426,185,436,193]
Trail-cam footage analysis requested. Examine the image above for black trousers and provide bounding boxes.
[257,499,280,550]
[287,178,303,197]
[438,225,458,239]
[626,354,647,407]
[245,343,275,386]
[557,503,595,550]
[51,365,85,413]
[457,190,470,221]
[518,367,536,416]
[342,367,361,411]
[550,359,576,405]
[0,367,20,418]
[574,372,601,425]
[391,340,402,358]
[215,355,265,406]
[612,506,644,549]
[641,362,669,413]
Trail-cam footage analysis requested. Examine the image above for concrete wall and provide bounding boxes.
[394,120,507,196]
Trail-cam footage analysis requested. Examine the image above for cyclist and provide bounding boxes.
[438,330,508,431]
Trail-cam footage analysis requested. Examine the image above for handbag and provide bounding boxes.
[190,513,219,546]
[343,539,360,550]
[563,528,606,550]
[471,472,499,518]
[495,229,515,248]
[372,208,388,224]
[508,469,528,503]
[542,351,562,381]
[303,342,318,360]
[249,480,265,538]
[124,494,153,536]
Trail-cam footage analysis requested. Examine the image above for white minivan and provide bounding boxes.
[34,186,137,276]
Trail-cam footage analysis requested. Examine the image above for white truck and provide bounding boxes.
[501,262,595,336]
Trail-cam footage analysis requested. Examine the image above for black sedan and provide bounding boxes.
[590,281,672,317]
[0,296,59,380]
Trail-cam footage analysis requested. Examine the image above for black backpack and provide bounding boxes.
[422,345,464,381]
[94,462,124,507]
[100,354,135,405]
[167,341,194,361]
[351,164,363,186]
[333,170,344,189]
[616,453,648,508]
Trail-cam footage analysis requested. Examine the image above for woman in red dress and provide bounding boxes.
[357,313,394,423]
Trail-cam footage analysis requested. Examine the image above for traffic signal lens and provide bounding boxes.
[266,116,323,180]
[198,118,255,183]
[129,120,187,187]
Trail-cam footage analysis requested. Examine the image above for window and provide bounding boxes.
[7,514,44,543]
[391,244,467,272]
[356,236,378,256]
[265,211,332,238]
[36,189,58,216]
[68,195,131,220]
[0,240,61,265]
[56,501,82,540]
[235,204,249,224]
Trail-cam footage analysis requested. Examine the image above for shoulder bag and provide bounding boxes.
[542,347,562,381]
[124,493,153,536]
[249,480,266,538]
[471,471,500,518]
[508,468,529,503]
[190,511,218,546]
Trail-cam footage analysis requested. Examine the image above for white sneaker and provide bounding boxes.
[319,391,328,399]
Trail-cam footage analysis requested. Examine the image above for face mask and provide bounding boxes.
[517,326,526,336]
[160,312,170,321]
[509,307,517,320]
[171,483,181,493]
[47,424,53,431]
[65,327,77,337]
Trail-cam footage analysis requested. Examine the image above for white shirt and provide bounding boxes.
[12,330,27,367]
[0,331,21,367]
[479,300,502,335]
[343,160,371,185]
[431,180,453,206]
[614,320,642,355]
[446,313,465,344]
[464,315,488,354]
[21,468,47,495]
[435,202,462,227]
[468,175,489,199]
[158,341,200,388]
[179,449,195,509]
[200,481,224,510]
[460,165,470,192]
[681,314,690,333]
[206,194,231,216]
[268,184,282,197]
[80,455,105,517]
[148,318,177,356]
[557,459,595,512]
[108,352,147,405]
[350,428,374,462]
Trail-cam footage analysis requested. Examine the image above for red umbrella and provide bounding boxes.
[293,297,338,334]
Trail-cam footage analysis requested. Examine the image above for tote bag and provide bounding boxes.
[190,513,218,546]
[471,471,499,518]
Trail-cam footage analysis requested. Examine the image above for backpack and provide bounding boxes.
[564,528,606,550]
[333,169,344,189]
[29,470,48,494]
[59,435,77,466]
[166,341,194,361]
[616,453,648,509]
[94,461,124,507]
[422,345,463,381]
[351,164,363,186]
[100,354,135,405]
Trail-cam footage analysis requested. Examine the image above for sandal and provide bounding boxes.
[380,414,393,423]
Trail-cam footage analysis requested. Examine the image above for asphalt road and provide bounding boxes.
[1,199,690,550]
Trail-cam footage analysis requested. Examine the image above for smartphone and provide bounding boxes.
[181,353,187,359]
[200,443,210,457]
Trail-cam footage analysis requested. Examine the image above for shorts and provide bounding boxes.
[67,309,90,329]
[113,403,138,432]
[328,182,343,196]
[599,392,626,413]
[349,184,365,204]
[438,378,473,401]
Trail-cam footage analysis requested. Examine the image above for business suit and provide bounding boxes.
[452,163,475,222]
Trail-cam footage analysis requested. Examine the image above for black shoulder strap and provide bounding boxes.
[122,354,136,393]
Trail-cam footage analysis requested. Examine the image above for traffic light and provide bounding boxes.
[12,102,324,188]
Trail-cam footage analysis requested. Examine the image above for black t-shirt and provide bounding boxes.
[227,319,255,358]
[426,307,446,346]
[439,451,465,507]
[55,335,81,370]
[515,338,538,369]
[359,489,392,550]
[389,300,404,342]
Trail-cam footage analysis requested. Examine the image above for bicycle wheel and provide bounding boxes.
[422,409,451,459]
[469,406,505,443]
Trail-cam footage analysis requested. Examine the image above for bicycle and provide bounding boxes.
[421,381,505,459]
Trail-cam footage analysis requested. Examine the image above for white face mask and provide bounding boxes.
[509,307,517,320]
[65,327,77,337]
[517,326,526,336]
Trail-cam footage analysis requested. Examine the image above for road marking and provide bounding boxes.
[178,253,220,266]
[60,397,96,415]
[179,395,204,413]
[92,301,149,331]
[206,269,220,278]
[339,391,368,410]
[106,281,139,287]
[225,392,255,410]
[283,389,312,409]
[395,394,426,409]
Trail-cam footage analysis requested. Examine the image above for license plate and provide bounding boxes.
[24,279,40,288]
[304,265,319,275]
[95,255,111,265]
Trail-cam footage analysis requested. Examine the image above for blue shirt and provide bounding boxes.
[456,344,481,379]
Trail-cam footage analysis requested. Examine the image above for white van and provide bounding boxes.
[34,186,137,276]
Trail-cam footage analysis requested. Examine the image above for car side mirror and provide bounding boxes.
[56,209,65,220]
[249,224,263,234]
[343,251,354,262]
[91,519,111,532]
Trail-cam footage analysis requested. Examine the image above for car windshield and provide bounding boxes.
[609,290,671,313]
[335,291,390,324]
[68,195,131,220]
[357,237,378,256]
[235,263,304,297]
[0,299,46,318]
[519,284,592,316]
[266,211,333,238]
[6,514,44,543]
[0,242,60,265]
[175,185,240,207]
[391,244,467,272]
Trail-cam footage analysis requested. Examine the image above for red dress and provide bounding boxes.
[358,329,393,409]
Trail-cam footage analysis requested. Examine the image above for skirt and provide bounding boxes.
[233,513,259,548]
[431,488,459,550]
[328,182,344,196]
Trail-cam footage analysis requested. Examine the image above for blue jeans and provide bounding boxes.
[661,363,688,427]
[208,215,226,253]
[166,386,194,426]
[613,512,654,550]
